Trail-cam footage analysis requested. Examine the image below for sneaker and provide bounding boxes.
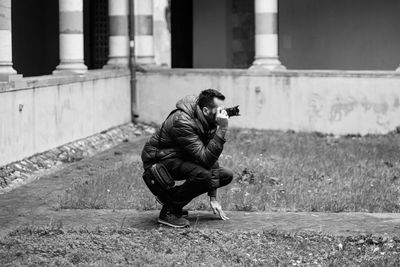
[155,196,189,218]
[158,207,190,228]
[174,209,189,218]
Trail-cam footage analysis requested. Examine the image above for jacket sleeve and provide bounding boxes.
[170,115,225,169]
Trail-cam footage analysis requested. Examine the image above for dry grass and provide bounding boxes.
[4,129,400,266]
[60,128,400,212]
[1,225,400,266]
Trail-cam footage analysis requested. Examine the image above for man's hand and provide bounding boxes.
[210,198,229,220]
[216,107,229,128]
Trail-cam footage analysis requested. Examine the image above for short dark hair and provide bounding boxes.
[197,89,225,109]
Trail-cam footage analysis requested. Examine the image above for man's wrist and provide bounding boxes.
[218,126,228,132]
[216,127,228,139]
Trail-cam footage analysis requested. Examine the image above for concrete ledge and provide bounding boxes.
[0,68,130,93]
[0,69,131,166]
[139,68,400,78]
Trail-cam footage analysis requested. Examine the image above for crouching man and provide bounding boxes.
[141,89,234,228]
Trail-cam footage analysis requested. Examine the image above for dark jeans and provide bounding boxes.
[155,158,233,209]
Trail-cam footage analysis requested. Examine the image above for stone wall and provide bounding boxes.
[136,69,400,135]
[0,69,131,166]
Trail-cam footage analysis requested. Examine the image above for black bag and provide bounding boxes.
[143,163,175,197]
[150,163,175,190]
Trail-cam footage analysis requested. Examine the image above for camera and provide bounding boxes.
[224,105,240,117]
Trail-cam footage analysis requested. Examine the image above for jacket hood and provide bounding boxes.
[176,95,215,131]
[176,95,198,116]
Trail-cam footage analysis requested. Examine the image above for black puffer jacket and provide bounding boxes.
[141,95,226,171]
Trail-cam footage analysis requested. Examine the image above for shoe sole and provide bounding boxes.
[157,219,190,228]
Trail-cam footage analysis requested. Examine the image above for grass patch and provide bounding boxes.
[60,128,400,212]
[1,225,400,266]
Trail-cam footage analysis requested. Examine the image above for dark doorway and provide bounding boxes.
[171,0,193,68]
[12,0,109,76]
[12,0,59,77]
[84,0,109,69]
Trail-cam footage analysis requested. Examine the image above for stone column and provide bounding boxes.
[53,0,87,74]
[104,0,129,68]
[0,0,19,81]
[250,0,285,70]
[134,0,155,65]
[153,0,171,67]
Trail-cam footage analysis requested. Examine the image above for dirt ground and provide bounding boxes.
[1,135,400,239]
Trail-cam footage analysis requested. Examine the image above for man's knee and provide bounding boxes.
[219,167,233,187]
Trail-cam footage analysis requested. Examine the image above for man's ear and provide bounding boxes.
[202,107,208,115]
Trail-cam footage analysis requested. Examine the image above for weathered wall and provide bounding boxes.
[0,70,131,166]
[136,69,400,135]
[279,0,400,70]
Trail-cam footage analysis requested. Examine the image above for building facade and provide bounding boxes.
[1,0,400,167]
[8,0,400,78]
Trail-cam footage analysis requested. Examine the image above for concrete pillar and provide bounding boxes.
[153,0,171,67]
[104,0,129,68]
[134,0,155,65]
[0,0,19,81]
[53,0,87,74]
[250,0,285,70]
